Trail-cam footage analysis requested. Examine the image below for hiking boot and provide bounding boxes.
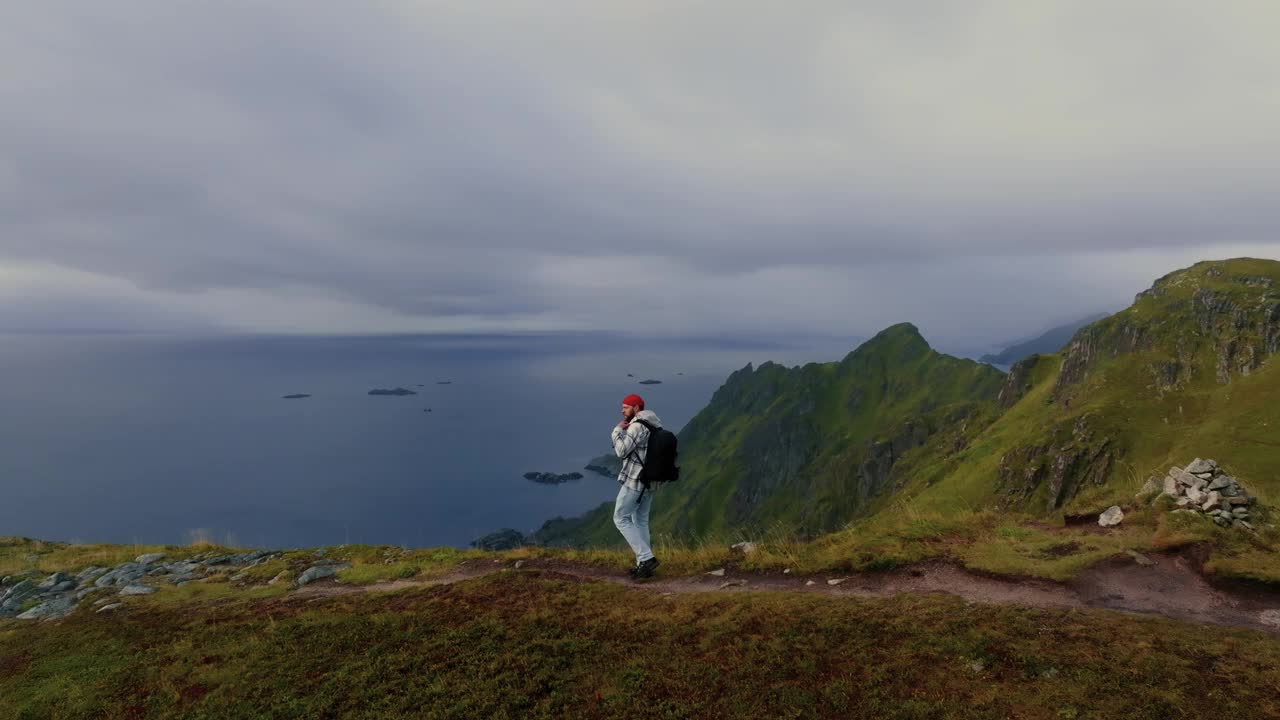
[633,557,660,580]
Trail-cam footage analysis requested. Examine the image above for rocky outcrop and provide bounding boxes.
[995,415,1116,511]
[1,549,284,622]
[1056,262,1280,401]
[997,355,1040,409]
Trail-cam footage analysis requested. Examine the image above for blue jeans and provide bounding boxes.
[613,484,655,563]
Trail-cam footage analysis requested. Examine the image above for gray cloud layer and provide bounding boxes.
[2,1,1279,349]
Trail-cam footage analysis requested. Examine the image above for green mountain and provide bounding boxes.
[979,313,1109,366]
[540,258,1280,549]
[536,322,1006,546]
[905,257,1280,518]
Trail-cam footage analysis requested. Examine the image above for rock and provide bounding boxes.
[296,563,351,586]
[1126,550,1156,567]
[470,529,527,552]
[1225,496,1251,506]
[1137,477,1160,500]
[1201,491,1222,511]
[1098,506,1124,527]
[805,580,817,587]
[1214,516,1230,527]
[717,581,745,590]
[1186,486,1205,504]
[267,571,290,586]
[1232,507,1250,517]
[1175,497,1193,507]
[16,596,76,621]
[1208,476,1232,491]
[119,585,156,595]
[827,578,847,586]
[96,603,123,613]
[49,580,77,594]
[513,560,524,570]
[96,563,146,588]
[135,553,166,565]
[1260,610,1280,628]
[1240,521,1256,531]
[707,568,726,577]
[1,580,39,611]
[730,542,759,555]
[1185,458,1215,475]
[783,568,791,574]
[36,572,72,590]
[1162,475,1180,496]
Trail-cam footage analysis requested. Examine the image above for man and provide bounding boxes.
[612,393,662,580]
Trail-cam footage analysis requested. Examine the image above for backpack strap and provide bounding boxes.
[624,419,656,467]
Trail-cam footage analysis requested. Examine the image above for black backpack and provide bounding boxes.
[631,419,680,486]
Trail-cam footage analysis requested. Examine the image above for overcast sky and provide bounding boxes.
[2,1,1279,352]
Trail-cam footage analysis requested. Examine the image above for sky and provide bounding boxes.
[2,1,1279,353]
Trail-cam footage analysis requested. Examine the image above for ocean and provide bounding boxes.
[0,332,857,550]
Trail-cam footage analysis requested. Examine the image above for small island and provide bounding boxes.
[368,387,417,396]
[281,394,312,400]
[523,471,585,485]
[638,379,662,385]
[423,408,433,412]
[436,381,453,385]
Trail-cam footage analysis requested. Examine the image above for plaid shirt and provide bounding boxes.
[611,411,662,491]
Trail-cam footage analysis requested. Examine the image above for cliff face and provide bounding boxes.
[1056,260,1280,401]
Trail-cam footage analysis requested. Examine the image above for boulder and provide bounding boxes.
[1185,458,1215,475]
[96,603,124,613]
[16,596,76,621]
[135,553,166,565]
[1162,475,1180,496]
[730,542,759,555]
[36,572,72,590]
[1098,506,1124,527]
[119,585,157,595]
[296,563,351,586]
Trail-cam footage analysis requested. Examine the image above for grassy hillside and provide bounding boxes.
[536,323,1005,547]
[904,258,1280,520]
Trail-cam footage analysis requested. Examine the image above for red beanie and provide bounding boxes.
[622,393,645,410]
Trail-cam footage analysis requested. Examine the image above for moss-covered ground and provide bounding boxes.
[3,569,1280,719]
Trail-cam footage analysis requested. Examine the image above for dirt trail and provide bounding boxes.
[290,548,1280,636]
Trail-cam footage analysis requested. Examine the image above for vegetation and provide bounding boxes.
[4,570,1280,719]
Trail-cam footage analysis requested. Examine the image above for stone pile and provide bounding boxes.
[1,548,290,622]
[1142,458,1258,530]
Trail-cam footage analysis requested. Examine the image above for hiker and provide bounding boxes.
[612,393,663,579]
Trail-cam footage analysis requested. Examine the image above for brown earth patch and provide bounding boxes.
[0,650,32,678]
[1037,541,1083,558]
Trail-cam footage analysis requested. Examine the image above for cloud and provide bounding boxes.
[2,1,1279,346]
